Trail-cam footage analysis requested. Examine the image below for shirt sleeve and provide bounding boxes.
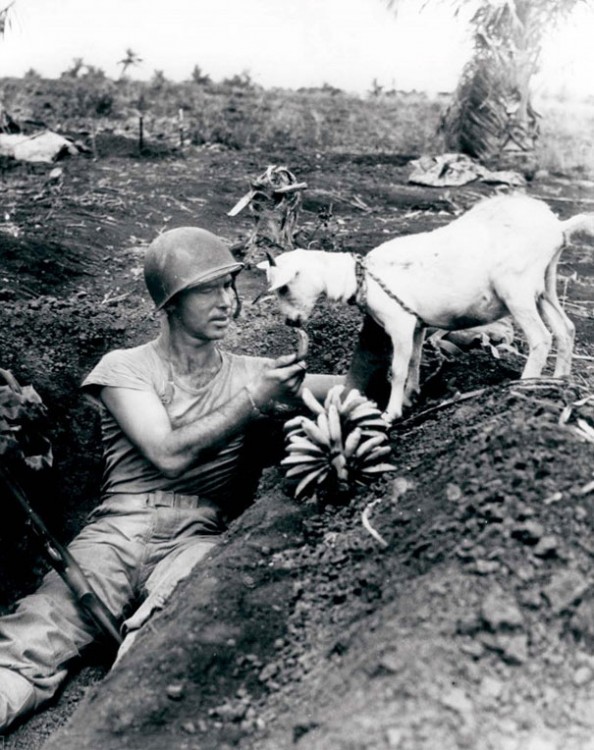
[81,348,158,396]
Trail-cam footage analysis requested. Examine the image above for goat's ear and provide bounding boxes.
[267,267,296,291]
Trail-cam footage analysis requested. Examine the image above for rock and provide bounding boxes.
[386,726,404,748]
[445,483,463,502]
[572,599,594,642]
[211,700,248,721]
[543,491,562,505]
[519,589,542,610]
[440,687,474,715]
[165,684,184,700]
[481,588,524,631]
[573,665,593,687]
[473,559,500,575]
[542,570,589,614]
[479,675,504,699]
[511,521,545,545]
[515,564,536,582]
[533,535,559,558]
[460,640,485,659]
[498,633,529,664]
[523,733,557,750]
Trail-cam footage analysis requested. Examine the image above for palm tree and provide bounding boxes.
[386,0,592,167]
[63,57,85,78]
[0,1,14,37]
[118,48,143,79]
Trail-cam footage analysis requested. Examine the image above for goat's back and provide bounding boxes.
[369,194,562,269]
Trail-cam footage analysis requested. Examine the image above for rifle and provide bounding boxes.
[0,466,123,646]
[0,367,122,646]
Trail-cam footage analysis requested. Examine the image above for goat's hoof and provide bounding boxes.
[402,390,420,409]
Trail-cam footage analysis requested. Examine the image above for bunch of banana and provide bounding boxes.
[281,384,395,500]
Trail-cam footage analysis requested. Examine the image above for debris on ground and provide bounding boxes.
[228,165,307,263]
[0,131,83,163]
[409,152,526,188]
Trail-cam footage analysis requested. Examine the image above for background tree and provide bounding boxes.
[117,48,143,79]
[62,57,86,78]
[190,64,211,86]
[150,69,167,91]
[386,0,592,167]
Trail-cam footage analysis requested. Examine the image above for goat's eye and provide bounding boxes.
[277,285,289,296]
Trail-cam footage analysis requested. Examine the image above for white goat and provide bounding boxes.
[258,193,594,423]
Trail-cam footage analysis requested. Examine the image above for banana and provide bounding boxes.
[354,417,390,432]
[324,383,346,411]
[360,462,396,475]
[301,387,325,416]
[355,434,386,460]
[295,465,329,499]
[316,412,332,443]
[327,403,343,452]
[281,453,325,466]
[343,426,363,458]
[301,418,332,448]
[331,453,349,482]
[286,438,327,456]
[286,431,308,442]
[295,328,309,360]
[285,461,325,479]
[360,445,392,465]
[338,389,368,415]
[346,403,383,425]
[283,415,306,432]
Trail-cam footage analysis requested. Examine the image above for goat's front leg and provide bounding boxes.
[381,316,417,424]
[403,325,425,407]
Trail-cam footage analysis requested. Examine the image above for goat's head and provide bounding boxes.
[256,250,326,326]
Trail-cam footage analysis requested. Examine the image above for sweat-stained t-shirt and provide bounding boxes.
[81,340,272,508]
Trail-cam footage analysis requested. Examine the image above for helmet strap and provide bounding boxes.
[232,279,242,319]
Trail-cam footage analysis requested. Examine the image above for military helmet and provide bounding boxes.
[144,227,243,310]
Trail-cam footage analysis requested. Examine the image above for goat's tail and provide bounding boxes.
[560,212,594,243]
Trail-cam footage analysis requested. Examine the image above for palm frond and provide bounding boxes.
[0,1,14,37]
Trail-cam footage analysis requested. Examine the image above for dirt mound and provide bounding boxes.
[39,367,594,750]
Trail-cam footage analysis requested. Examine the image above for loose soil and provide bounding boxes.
[0,140,593,750]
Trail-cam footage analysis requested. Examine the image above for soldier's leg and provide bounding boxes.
[0,498,152,730]
[115,534,217,664]
[115,505,221,665]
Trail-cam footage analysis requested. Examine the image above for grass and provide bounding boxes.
[535,96,594,177]
[0,72,593,176]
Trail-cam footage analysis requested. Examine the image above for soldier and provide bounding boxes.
[0,227,341,730]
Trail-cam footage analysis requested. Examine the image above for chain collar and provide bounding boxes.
[348,253,426,326]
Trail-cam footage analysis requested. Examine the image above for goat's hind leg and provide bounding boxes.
[503,290,553,379]
[538,260,575,377]
[403,326,425,407]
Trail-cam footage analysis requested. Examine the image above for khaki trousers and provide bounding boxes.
[0,493,220,731]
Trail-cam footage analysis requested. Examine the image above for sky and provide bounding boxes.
[0,0,593,98]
